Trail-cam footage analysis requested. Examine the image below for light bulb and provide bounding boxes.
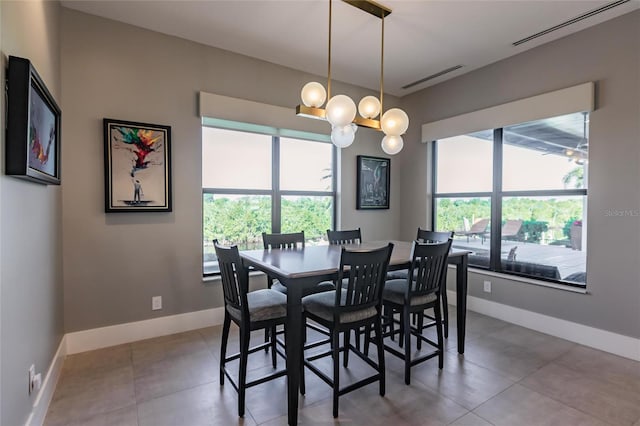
[381,108,409,136]
[565,148,574,156]
[331,123,357,148]
[325,95,357,127]
[358,96,381,119]
[381,135,403,155]
[301,82,327,108]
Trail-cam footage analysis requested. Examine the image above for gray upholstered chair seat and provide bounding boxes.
[227,289,287,322]
[386,269,409,280]
[303,290,377,324]
[272,279,336,295]
[383,279,437,306]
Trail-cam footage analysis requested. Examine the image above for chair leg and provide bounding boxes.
[434,301,444,370]
[300,318,306,395]
[375,316,386,397]
[332,329,340,418]
[271,325,277,368]
[264,328,270,352]
[238,325,250,417]
[220,312,231,384]
[403,308,412,385]
[441,285,449,339]
[398,310,405,348]
[364,323,372,356]
[384,305,395,341]
[343,330,350,367]
[416,314,424,350]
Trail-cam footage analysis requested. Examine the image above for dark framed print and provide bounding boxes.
[357,155,390,209]
[6,56,62,185]
[103,118,172,212]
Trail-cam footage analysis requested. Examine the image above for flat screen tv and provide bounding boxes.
[6,55,61,185]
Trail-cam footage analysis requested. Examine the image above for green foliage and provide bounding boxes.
[518,220,549,243]
[436,197,583,243]
[203,195,332,250]
[562,167,584,189]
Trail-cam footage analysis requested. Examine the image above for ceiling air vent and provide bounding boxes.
[402,65,463,90]
[513,0,631,46]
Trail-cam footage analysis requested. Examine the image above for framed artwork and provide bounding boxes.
[356,155,390,209]
[103,118,172,212]
[5,56,61,185]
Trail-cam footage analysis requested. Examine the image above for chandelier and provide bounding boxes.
[296,0,409,155]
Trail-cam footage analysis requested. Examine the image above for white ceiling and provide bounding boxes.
[61,0,639,97]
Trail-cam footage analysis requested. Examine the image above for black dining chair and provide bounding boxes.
[262,231,336,295]
[214,240,288,417]
[382,239,452,385]
[327,228,362,245]
[386,228,453,339]
[261,231,335,347]
[301,243,393,418]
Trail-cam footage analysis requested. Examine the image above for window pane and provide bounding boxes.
[435,197,491,267]
[436,131,493,193]
[281,196,332,245]
[503,112,589,191]
[501,196,586,286]
[202,128,271,189]
[203,193,271,274]
[280,138,333,191]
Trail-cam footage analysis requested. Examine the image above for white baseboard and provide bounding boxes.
[66,307,226,355]
[447,290,640,361]
[25,335,67,426]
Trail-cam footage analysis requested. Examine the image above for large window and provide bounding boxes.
[203,127,335,275]
[433,112,588,287]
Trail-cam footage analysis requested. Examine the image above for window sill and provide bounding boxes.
[452,265,588,294]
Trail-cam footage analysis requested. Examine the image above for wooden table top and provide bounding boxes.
[240,240,469,279]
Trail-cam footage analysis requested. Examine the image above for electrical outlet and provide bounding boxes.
[483,280,492,293]
[33,373,42,392]
[152,296,162,311]
[28,364,35,395]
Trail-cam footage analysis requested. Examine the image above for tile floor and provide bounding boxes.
[44,310,640,426]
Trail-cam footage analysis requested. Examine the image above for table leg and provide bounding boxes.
[285,282,303,426]
[456,255,469,354]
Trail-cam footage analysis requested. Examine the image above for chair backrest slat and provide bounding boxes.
[327,228,362,245]
[262,231,305,250]
[416,228,454,243]
[214,240,249,318]
[336,243,393,314]
[407,239,452,299]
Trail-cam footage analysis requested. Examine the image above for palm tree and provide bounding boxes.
[562,167,584,189]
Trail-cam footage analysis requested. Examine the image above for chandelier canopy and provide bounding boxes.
[296,0,409,155]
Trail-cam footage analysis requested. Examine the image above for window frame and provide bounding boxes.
[202,130,337,277]
[432,127,588,288]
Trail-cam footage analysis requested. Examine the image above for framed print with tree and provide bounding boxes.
[357,155,389,209]
[103,119,172,212]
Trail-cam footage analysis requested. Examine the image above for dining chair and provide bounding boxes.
[301,243,393,418]
[382,239,452,385]
[214,240,288,417]
[386,228,453,339]
[261,232,335,348]
[262,231,335,295]
[327,228,362,245]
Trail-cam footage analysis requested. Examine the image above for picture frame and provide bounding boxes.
[5,56,62,185]
[103,118,172,212]
[356,155,390,209]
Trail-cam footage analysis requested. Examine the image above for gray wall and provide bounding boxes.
[0,2,64,425]
[60,9,402,333]
[398,11,640,338]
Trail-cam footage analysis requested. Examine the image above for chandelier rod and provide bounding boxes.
[327,0,332,101]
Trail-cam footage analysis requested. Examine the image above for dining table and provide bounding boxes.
[240,240,470,426]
